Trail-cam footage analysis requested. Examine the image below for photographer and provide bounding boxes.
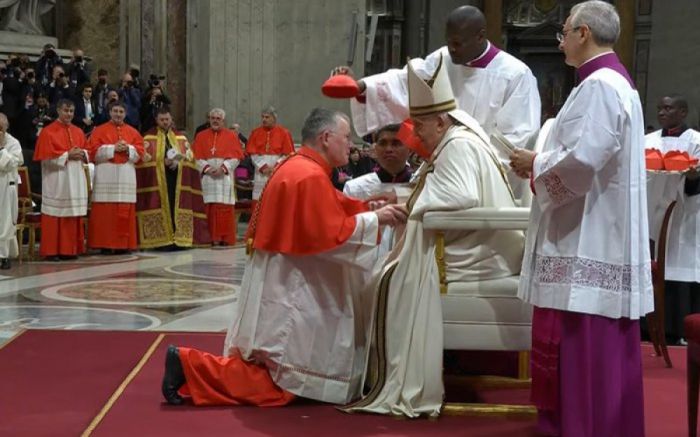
[0,59,22,130]
[139,75,170,133]
[93,68,114,118]
[117,72,142,130]
[46,65,75,105]
[36,43,64,87]
[66,49,91,89]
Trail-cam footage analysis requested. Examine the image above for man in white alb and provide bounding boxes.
[510,2,652,435]
[336,5,541,197]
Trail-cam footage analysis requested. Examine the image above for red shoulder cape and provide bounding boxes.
[87,122,145,163]
[248,146,368,255]
[192,128,244,160]
[33,121,88,161]
[246,125,295,155]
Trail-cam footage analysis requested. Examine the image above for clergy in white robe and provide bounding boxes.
[509,3,652,436]
[0,115,23,268]
[160,108,407,407]
[191,108,244,246]
[645,94,700,344]
[342,6,540,199]
[33,99,90,260]
[343,54,523,418]
[344,123,414,258]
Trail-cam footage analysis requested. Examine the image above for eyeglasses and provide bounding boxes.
[556,26,581,43]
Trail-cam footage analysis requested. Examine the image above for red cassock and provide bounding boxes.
[192,128,244,245]
[178,146,369,406]
[33,121,89,257]
[87,122,145,250]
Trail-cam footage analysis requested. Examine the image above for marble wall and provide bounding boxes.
[187,0,366,139]
[59,0,120,84]
[645,0,700,128]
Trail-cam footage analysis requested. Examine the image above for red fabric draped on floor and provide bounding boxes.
[39,215,85,257]
[88,203,137,250]
[205,203,236,245]
[178,347,295,406]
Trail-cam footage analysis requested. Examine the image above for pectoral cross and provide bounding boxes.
[211,132,218,156]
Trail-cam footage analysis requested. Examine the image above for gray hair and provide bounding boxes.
[570,1,620,46]
[261,105,277,119]
[0,113,8,131]
[301,108,349,144]
[209,108,226,119]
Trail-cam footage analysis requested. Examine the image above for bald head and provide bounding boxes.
[445,6,487,65]
[446,6,485,30]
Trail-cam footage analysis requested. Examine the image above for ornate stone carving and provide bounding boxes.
[0,0,55,35]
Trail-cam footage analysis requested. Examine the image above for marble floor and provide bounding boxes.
[0,242,247,348]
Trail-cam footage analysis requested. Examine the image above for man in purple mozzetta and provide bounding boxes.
[509,1,653,436]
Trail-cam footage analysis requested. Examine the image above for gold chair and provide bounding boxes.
[16,166,41,261]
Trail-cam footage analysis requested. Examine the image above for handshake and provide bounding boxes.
[366,192,408,227]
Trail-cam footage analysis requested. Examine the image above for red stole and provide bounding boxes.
[246,125,294,155]
[33,121,88,161]
[192,128,244,160]
[88,122,145,164]
[248,146,368,255]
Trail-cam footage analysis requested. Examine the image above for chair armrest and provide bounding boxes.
[423,207,530,231]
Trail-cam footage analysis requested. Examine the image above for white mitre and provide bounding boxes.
[406,53,491,145]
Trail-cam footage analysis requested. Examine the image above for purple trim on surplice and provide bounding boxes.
[577,51,635,88]
[467,41,500,68]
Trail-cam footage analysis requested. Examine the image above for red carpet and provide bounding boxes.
[0,330,688,436]
[0,330,160,437]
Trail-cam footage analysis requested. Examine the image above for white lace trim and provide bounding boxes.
[535,255,633,293]
[540,171,576,205]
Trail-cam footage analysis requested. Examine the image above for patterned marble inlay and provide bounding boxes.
[165,260,244,281]
[41,279,236,306]
[0,305,160,330]
[30,254,142,265]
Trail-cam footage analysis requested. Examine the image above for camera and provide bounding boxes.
[148,74,166,88]
[27,71,35,79]
[58,72,65,78]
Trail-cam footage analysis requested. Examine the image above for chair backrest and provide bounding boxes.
[17,166,31,199]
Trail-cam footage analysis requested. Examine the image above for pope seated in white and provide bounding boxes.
[342,53,524,418]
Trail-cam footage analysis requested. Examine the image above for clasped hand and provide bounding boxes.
[68,147,85,161]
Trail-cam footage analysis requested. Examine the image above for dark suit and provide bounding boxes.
[72,97,96,134]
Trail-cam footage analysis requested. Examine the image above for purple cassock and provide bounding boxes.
[530,52,646,437]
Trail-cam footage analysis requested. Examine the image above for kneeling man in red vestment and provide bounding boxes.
[162,108,407,406]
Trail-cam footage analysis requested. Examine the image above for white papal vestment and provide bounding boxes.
[345,121,524,417]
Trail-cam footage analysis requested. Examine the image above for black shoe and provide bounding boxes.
[100,249,112,255]
[45,255,61,262]
[0,258,9,269]
[162,345,185,405]
[59,255,78,261]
